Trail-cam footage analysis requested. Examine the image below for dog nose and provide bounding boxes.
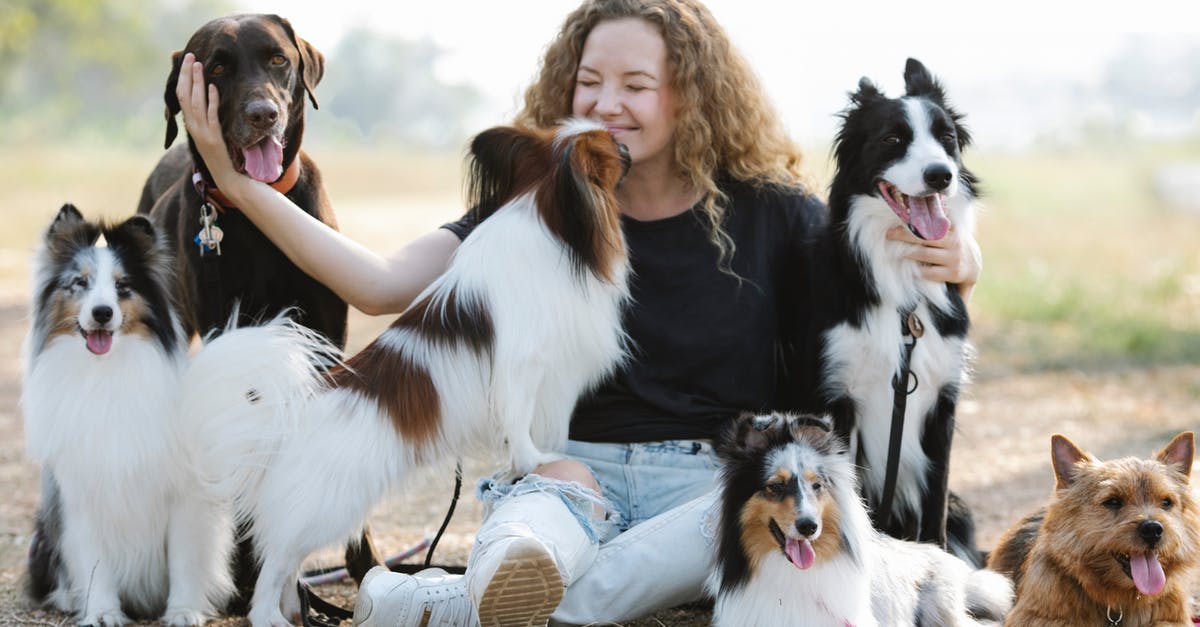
[247,100,279,128]
[1138,520,1164,545]
[92,305,113,324]
[795,518,818,538]
[923,164,953,191]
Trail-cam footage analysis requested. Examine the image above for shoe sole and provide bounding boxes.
[475,538,564,627]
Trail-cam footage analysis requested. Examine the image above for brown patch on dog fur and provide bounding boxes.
[738,468,843,575]
[992,432,1199,626]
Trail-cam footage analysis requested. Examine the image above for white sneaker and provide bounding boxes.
[354,565,478,627]
[472,536,564,627]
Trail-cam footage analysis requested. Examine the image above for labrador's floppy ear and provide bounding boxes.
[274,15,324,109]
[163,50,185,149]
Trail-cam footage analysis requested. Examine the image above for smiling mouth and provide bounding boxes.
[877,180,950,241]
[78,327,113,355]
[768,519,816,570]
[1116,552,1167,596]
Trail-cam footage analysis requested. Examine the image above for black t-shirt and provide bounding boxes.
[442,177,827,443]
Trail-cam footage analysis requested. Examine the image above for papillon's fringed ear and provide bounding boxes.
[903,58,945,101]
[163,50,184,149]
[275,15,324,109]
[465,126,541,223]
[549,137,608,280]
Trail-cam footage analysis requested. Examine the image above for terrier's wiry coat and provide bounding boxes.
[989,432,1198,626]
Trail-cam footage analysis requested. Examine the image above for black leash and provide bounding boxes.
[878,308,923,526]
[299,462,466,626]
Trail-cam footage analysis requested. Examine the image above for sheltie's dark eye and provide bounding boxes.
[115,278,132,298]
[811,482,822,493]
[70,277,89,290]
[1102,496,1123,511]
[764,482,785,498]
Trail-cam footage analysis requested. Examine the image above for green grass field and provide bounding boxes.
[1,139,1196,375]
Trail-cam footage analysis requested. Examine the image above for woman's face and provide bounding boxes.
[572,18,676,169]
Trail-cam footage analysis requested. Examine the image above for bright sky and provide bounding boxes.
[247,0,1200,148]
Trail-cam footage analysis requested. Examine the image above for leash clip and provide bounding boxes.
[905,311,925,339]
[195,202,224,256]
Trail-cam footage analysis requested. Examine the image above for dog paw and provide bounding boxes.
[80,608,129,627]
[163,606,209,626]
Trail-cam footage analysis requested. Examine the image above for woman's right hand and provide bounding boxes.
[175,52,250,198]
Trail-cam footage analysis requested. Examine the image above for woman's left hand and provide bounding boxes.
[886,223,981,301]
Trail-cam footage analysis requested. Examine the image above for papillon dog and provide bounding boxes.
[177,118,632,626]
[710,412,1012,627]
[22,205,233,626]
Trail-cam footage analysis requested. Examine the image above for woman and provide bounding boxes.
[175,1,980,625]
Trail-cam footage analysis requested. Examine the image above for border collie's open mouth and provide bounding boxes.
[1117,552,1166,596]
[229,134,286,183]
[79,327,113,355]
[877,180,950,241]
[769,519,815,570]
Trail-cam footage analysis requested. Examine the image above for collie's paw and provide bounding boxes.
[248,606,295,627]
[80,608,129,626]
[163,606,209,626]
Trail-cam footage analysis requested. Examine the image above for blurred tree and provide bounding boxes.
[0,0,233,145]
[319,28,484,149]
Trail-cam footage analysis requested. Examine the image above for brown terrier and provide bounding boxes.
[989,431,1198,626]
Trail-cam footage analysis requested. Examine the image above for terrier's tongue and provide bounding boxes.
[86,330,112,355]
[906,193,951,241]
[785,538,816,570]
[242,137,284,183]
[1130,553,1166,595]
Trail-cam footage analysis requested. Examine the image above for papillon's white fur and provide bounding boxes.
[710,412,1012,627]
[179,119,632,626]
[22,205,233,626]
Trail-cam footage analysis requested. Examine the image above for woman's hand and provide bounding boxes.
[886,223,982,301]
[174,53,248,197]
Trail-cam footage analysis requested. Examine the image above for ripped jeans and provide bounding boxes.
[476,439,721,626]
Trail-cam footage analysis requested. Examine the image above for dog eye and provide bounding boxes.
[1102,497,1123,510]
[270,54,287,66]
[209,64,226,77]
[882,134,901,145]
[940,133,956,143]
[115,279,132,298]
[1162,498,1173,509]
[764,483,784,497]
[70,277,89,290]
[811,482,822,493]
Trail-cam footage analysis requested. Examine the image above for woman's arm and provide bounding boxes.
[175,53,458,315]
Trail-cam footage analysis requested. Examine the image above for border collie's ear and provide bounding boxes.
[1154,432,1194,482]
[164,50,184,149]
[851,77,884,106]
[1050,434,1092,489]
[275,15,324,109]
[903,58,943,100]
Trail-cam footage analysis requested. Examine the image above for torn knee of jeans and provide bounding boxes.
[476,473,621,542]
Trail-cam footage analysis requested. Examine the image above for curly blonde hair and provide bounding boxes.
[516,0,807,266]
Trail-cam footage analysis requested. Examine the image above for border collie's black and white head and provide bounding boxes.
[832,58,976,242]
[29,204,180,359]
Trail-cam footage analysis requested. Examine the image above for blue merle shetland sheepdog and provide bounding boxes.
[22,205,233,626]
[802,58,982,563]
[710,412,1011,627]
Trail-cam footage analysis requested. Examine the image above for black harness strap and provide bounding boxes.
[878,308,923,526]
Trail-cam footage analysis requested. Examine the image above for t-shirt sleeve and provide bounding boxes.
[441,212,479,241]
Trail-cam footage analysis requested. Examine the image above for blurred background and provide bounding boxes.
[0,1,1197,621]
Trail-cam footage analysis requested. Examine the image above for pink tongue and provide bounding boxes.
[1130,553,1166,595]
[785,538,816,570]
[905,193,951,241]
[242,137,284,183]
[86,330,112,355]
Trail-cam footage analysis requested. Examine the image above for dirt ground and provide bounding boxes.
[0,293,1197,625]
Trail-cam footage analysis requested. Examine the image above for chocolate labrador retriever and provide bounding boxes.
[133,13,380,609]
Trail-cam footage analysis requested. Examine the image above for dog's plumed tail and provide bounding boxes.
[180,314,337,521]
[964,567,1015,622]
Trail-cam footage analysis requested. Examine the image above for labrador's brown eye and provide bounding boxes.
[270,55,287,66]
[209,64,226,77]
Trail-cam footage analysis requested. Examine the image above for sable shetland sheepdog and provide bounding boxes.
[22,205,233,626]
[178,118,632,626]
[710,412,1012,627]
[804,58,980,561]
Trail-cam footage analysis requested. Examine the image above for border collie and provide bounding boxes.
[177,119,631,626]
[22,205,233,626]
[710,412,1011,627]
[804,58,980,561]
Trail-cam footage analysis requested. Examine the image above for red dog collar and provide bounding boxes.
[192,157,301,212]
